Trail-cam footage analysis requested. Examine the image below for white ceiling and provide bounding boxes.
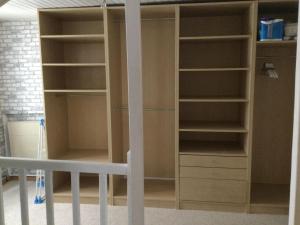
[0,0,178,21]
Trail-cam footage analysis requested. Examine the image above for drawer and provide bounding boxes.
[180,155,247,168]
[180,178,247,203]
[180,167,247,180]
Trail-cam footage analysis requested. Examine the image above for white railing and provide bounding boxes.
[0,151,133,225]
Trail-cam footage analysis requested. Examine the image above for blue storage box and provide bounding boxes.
[260,18,284,41]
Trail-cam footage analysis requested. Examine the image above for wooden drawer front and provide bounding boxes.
[180,178,247,203]
[180,167,247,181]
[180,155,247,168]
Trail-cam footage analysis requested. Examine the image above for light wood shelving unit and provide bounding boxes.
[37,0,298,213]
[106,5,176,208]
[176,1,256,211]
[39,7,112,203]
[250,0,298,214]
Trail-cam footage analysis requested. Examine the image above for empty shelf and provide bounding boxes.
[179,97,248,103]
[54,176,103,204]
[43,63,106,67]
[57,149,109,163]
[257,40,297,47]
[180,141,245,156]
[44,89,107,93]
[250,183,290,214]
[114,179,175,208]
[179,68,249,72]
[180,35,250,42]
[179,121,247,133]
[41,34,105,42]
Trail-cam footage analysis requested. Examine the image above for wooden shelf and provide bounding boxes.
[180,35,250,42]
[179,68,249,72]
[114,179,175,208]
[257,40,297,47]
[54,176,104,204]
[180,1,252,17]
[179,121,247,133]
[180,141,245,156]
[41,34,105,42]
[259,0,298,3]
[44,89,107,93]
[57,149,109,163]
[179,97,248,103]
[39,7,103,18]
[43,63,106,67]
[250,183,290,214]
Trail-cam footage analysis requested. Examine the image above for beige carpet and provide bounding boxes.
[2,180,288,225]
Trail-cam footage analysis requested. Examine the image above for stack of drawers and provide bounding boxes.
[179,155,248,211]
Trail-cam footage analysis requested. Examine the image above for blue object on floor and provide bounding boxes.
[34,196,45,204]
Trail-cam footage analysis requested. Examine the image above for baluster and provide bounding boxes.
[45,170,54,225]
[19,169,29,225]
[71,172,80,225]
[99,174,108,225]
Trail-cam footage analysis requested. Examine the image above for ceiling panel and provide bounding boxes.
[0,0,178,21]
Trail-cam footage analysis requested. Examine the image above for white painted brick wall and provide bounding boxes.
[0,21,44,156]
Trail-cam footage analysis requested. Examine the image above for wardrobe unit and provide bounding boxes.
[176,1,256,212]
[38,0,298,214]
[39,8,110,203]
[251,0,298,214]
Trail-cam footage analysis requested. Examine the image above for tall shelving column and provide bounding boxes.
[250,0,298,214]
[106,5,177,208]
[39,7,112,203]
[176,1,256,211]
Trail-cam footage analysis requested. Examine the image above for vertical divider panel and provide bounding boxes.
[19,169,29,225]
[105,8,125,204]
[103,8,114,205]
[247,1,258,211]
[174,5,180,209]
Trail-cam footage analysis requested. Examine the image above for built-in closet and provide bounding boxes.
[38,0,298,214]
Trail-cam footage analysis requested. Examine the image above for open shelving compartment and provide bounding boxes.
[178,1,253,158]
[39,7,110,202]
[106,5,176,208]
[176,1,255,211]
[45,92,109,202]
[257,0,298,46]
[43,66,107,92]
[250,0,298,214]
[179,101,248,156]
[54,173,103,204]
[39,7,104,36]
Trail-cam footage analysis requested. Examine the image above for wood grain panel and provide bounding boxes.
[180,178,247,203]
[180,167,247,180]
[180,155,247,168]
[67,95,108,150]
[252,46,296,184]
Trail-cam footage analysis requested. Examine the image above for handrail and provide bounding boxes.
[0,157,128,175]
[0,152,131,225]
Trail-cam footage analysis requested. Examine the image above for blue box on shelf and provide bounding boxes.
[260,18,284,41]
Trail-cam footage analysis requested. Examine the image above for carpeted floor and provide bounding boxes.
[2,180,288,225]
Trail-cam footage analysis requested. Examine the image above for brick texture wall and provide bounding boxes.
[0,21,44,157]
